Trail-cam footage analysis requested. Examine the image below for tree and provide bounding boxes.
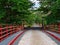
[38,0,60,24]
[46,0,60,24]
[0,0,33,25]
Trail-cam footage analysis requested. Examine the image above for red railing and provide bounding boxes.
[0,25,24,42]
[45,24,60,33]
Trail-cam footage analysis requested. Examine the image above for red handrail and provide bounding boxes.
[0,25,24,42]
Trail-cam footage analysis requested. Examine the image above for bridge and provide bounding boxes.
[0,24,60,45]
[0,0,60,45]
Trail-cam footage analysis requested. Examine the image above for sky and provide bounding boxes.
[30,0,40,10]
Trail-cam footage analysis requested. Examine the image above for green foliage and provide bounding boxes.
[25,14,36,25]
[40,0,60,24]
[0,0,33,24]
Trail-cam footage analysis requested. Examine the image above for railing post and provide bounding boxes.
[58,23,60,33]
[0,25,2,42]
[6,25,9,37]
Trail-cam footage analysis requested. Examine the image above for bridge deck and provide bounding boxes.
[14,30,60,45]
